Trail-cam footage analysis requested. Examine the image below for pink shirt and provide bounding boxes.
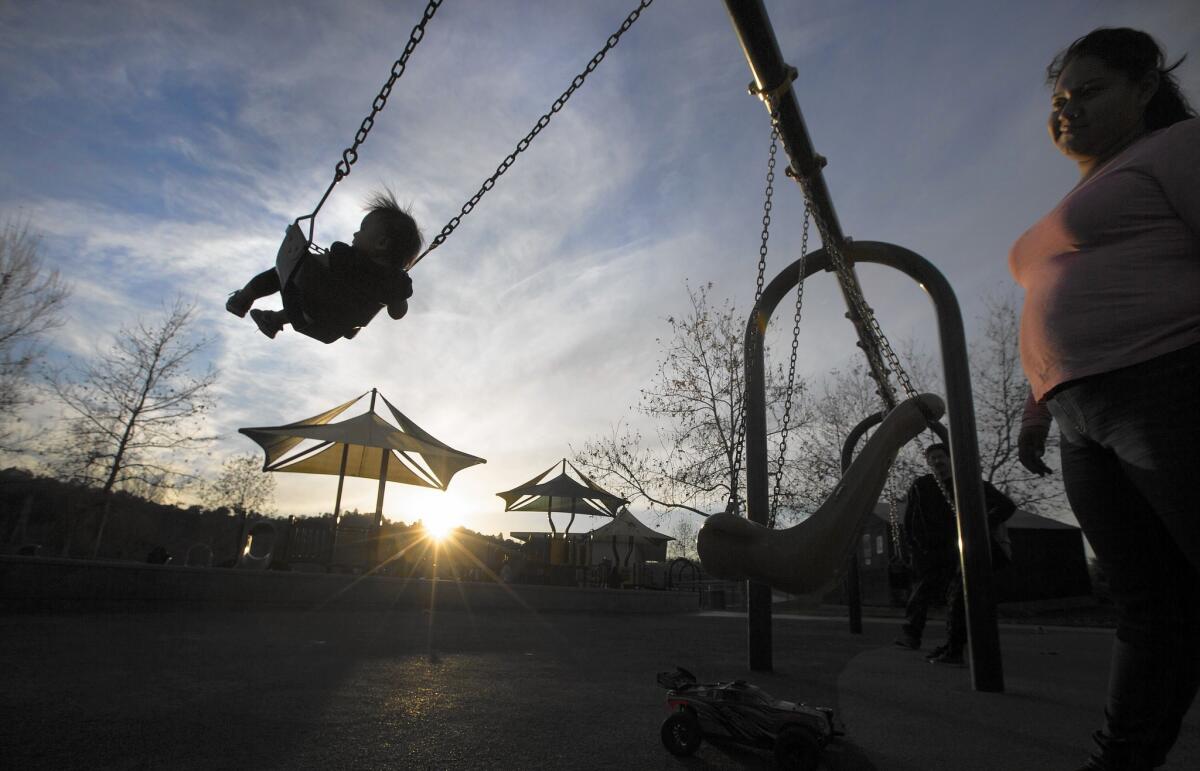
[1009,118,1200,401]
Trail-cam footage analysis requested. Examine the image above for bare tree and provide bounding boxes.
[0,219,69,448]
[202,454,276,517]
[794,293,1064,516]
[780,354,939,540]
[575,282,808,521]
[666,516,698,561]
[968,291,1063,513]
[46,299,217,556]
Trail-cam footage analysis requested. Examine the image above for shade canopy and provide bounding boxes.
[590,507,672,545]
[497,459,627,534]
[240,390,485,490]
[497,459,627,516]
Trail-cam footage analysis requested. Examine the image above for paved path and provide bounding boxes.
[1,608,1195,769]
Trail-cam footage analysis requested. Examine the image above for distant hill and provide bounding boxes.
[1,467,271,564]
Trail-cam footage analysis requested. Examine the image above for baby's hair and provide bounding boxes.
[364,187,424,263]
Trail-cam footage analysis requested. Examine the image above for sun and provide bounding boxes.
[423,514,458,542]
[407,488,469,542]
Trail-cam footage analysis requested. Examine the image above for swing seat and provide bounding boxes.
[274,223,311,288]
[697,392,945,597]
[273,224,342,344]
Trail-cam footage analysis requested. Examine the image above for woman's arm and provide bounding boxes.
[1018,387,1054,476]
[1154,119,1200,239]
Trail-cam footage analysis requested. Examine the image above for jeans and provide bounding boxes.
[901,557,956,641]
[1046,342,1200,763]
[945,570,966,653]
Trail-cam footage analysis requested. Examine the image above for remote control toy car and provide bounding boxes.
[656,667,842,769]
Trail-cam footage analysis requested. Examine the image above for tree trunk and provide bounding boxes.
[91,494,113,558]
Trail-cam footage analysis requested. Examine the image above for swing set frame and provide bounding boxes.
[724,0,1004,693]
[267,0,1004,694]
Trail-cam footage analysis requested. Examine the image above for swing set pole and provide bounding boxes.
[723,0,898,410]
[723,0,843,244]
[723,0,1004,693]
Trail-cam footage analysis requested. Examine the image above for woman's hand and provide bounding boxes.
[1018,422,1054,476]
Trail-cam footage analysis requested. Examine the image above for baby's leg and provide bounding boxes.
[227,269,281,317]
[250,309,288,339]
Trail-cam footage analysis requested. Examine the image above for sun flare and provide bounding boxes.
[423,514,458,542]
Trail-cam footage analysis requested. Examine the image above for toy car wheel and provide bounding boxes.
[774,727,822,770]
[660,711,702,756]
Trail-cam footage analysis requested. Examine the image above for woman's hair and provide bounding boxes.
[1047,28,1197,130]
[365,187,424,261]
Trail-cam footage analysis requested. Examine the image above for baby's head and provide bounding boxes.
[352,189,423,268]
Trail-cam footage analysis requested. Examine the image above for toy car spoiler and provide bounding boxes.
[656,667,698,690]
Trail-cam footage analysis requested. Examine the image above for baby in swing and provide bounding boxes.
[226,190,421,343]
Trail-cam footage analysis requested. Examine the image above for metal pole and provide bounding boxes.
[374,450,389,568]
[748,242,1004,692]
[331,443,350,560]
[841,411,885,635]
[722,0,897,409]
[743,302,773,670]
[333,445,349,521]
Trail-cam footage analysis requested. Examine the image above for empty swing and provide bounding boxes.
[697,123,945,598]
[227,0,656,343]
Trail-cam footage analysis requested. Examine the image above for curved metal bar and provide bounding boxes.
[841,410,884,635]
[841,411,885,472]
[667,557,699,589]
[744,240,1004,692]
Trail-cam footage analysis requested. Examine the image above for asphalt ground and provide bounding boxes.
[2,606,1196,770]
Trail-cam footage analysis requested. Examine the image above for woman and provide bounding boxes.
[1011,28,1199,771]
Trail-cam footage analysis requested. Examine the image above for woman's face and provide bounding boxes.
[1048,55,1156,166]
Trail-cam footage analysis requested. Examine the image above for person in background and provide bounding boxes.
[924,460,1015,667]
[1011,28,1199,771]
[893,444,960,653]
[894,443,1014,666]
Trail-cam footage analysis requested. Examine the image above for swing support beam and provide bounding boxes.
[723,0,1005,693]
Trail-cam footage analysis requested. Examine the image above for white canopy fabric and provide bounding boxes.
[590,507,672,545]
[497,459,627,516]
[240,390,485,490]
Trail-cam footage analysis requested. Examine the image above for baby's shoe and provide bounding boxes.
[226,290,251,318]
[250,309,283,339]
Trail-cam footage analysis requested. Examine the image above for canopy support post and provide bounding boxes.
[331,444,350,557]
[373,450,389,568]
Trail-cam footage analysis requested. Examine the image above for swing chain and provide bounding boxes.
[756,128,779,301]
[298,0,443,240]
[410,0,656,268]
[800,194,917,403]
[728,125,779,516]
[336,0,442,182]
[887,493,906,565]
[768,200,811,528]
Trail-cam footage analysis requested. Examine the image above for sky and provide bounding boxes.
[2,0,1198,540]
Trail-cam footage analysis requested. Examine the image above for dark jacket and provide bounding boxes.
[282,242,413,344]
[903,475,1016,569]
